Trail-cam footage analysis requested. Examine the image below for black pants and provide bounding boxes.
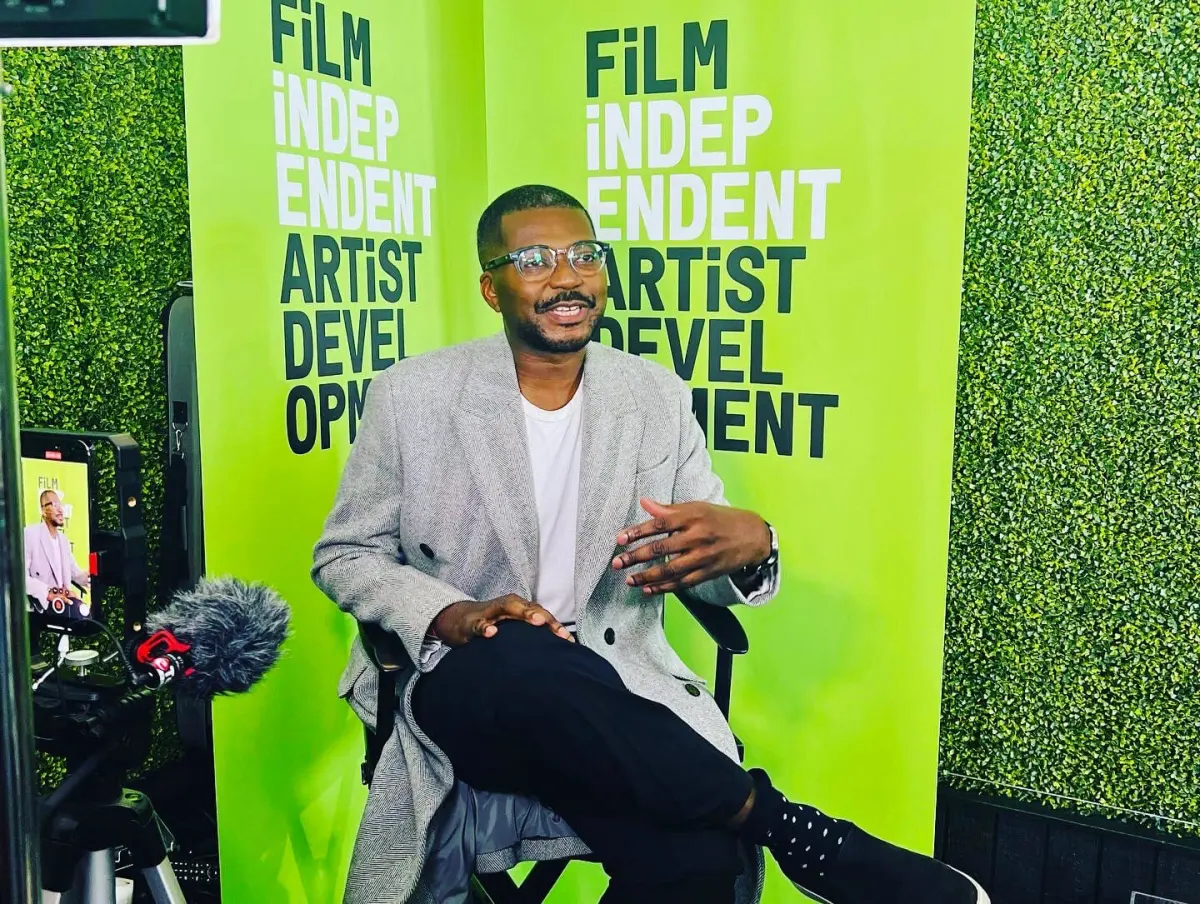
[412,621,755,904]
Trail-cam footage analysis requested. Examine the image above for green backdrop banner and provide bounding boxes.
[479,4,976,900]
[182,1,486,900]
[184,1,974,902]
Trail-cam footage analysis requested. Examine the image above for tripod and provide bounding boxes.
[34,662,188,904]
[40,784,186,904]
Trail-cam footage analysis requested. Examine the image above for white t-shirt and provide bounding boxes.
[520,388,583,628]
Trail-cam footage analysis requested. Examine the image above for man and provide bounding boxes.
[25,489,90,615]
[314,185,989,904]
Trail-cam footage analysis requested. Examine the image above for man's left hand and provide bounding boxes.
[612,499,771,595]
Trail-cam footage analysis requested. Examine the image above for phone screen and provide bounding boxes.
[21,454,93,621]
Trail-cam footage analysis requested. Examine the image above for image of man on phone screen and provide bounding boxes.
[25,489,91,619]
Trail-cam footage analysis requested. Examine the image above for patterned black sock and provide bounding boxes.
[740,768,851,877]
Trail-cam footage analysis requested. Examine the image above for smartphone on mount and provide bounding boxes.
[19,432,96,629]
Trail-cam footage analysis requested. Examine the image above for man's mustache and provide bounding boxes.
[534,291,597,314]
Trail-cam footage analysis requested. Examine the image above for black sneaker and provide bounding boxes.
[773,825,990,904]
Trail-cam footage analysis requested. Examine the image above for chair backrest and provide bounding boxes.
[358,620,408,672]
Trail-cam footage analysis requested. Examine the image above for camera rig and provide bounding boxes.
[23,430,187,904]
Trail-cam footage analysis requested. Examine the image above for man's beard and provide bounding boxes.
[511,291,598,353]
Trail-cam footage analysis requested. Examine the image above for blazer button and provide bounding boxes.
[604,628,615,645]
[684,684,701,697]
[419,543,434,559]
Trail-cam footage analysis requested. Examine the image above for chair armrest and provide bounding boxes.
[357,621,409,672]
[674,589,749,655]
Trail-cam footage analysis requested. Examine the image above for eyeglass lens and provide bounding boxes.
[514,241,607,280]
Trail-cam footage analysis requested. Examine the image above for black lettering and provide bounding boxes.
[683,20,728,91]
[340,236,363,302]
[286,384,316,454]
[366,245,377,302]
[595,316,624,350]
[280,232,313,303]
[343,310,368,373]
[378,239,404,302]
[605,252,627,310]
[725,246,765,314]
[315,310,343,376]
[585,29,619,99]
[628,317,661,357]
[691,386,709,438]
[271,0,296,66]
[319,382,347,450]
[402,241,422,302]
[667,246,702,312]
[347,377,372,443]
[755,391,793,455]
[707,319,744,383]
[300,10,313,72]
[630,247,666,311]
[767,246,806,313]
[643,26,677,93]
[370,309,395,370]
[283,311,314,379]
[666,317,704,380]
[624,31,637,95]
[749,320,783,385]
[706,247,721,312]
[798,393,839,458]
[395,308,406,360]
[343,12,371,87]
[316,3,342,79]
[713,389,750,452]
[314,235,342,303]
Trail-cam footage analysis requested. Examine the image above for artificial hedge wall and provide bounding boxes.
[940,0,1200,834]
[4,45,191,781]
[6,0,1198,835]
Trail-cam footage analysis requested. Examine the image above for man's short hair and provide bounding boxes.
[39,490,58,506]
[476,185,595,267]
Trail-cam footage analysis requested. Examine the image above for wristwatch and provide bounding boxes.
[734,521,778,584]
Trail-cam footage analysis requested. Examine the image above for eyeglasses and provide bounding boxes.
[483,240,610,282]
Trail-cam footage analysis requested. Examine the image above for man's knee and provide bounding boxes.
[472,621,622,686]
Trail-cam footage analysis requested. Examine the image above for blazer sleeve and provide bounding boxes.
[669,378,779,608]
[312,369,475,668]
[24,529,50,604]
[69,544,90,589]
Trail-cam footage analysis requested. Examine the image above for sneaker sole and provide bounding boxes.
[789,883,834,904]
[793,867,990,904]
[952,865,991,903]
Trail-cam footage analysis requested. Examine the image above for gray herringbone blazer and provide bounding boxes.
[313,332,778,904]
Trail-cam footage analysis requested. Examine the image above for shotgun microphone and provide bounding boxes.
[134,576,290,696]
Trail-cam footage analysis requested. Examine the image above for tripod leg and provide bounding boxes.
[79,849,117,904]
[141,859,187,904]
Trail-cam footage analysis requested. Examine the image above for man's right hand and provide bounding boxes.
[431,595,574,647]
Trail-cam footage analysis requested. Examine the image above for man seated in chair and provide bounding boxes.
[313,185,989,904]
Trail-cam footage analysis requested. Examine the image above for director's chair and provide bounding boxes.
[357,592,750,904]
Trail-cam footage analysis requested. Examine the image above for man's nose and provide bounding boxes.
[547,253,583,289]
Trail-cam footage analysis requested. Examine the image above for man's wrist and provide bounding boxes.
[738,520,778,576]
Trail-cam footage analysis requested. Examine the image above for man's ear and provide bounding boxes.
[479,271,502,313]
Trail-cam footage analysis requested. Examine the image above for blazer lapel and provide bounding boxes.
[574,346,640,618]
[453,334,540,599]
